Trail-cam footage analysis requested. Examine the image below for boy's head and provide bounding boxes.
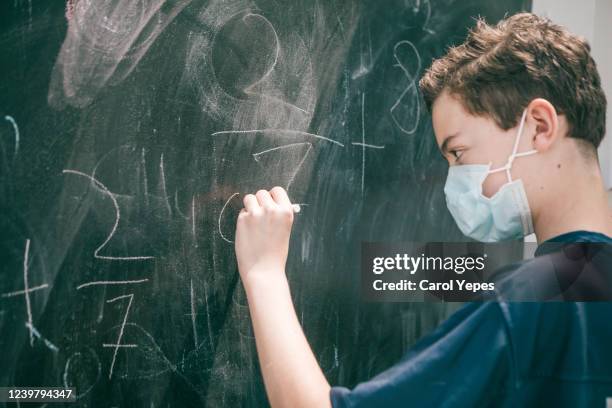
[418,12,608,241]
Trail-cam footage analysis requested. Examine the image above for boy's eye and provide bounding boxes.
[450,150,464,161]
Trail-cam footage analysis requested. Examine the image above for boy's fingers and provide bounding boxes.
[255,189,276,209]
[236,208,248,224]
[269,186,292,207]
[243,194,259,213]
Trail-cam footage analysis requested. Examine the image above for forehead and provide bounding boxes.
[431,90,469,146]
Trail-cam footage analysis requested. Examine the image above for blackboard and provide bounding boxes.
[0,0,530,406]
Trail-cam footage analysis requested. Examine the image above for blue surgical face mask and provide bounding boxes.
[443,109,538,242]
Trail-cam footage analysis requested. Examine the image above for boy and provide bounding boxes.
[234,12,612,407]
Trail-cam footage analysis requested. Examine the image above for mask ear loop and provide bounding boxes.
[488,109,536,183]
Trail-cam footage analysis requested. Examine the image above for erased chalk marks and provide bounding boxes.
[252,142,313,190]
[359,93,366,195]
[141,148,149,205]
[95,320,202,397]
[186,5,316,129]
[65,0,78,21]
[241,13,280,95]
[49,0,191,107]
[319,310,343,375]
[334,345,339,368]
[211,11,280,99]
[407,0,435,34]
[27,0,32,29]
[390,40,421,135]
[173,190,190,220]
[159,153,172,216]
[113,322,201,392]
[63,347,102,399]
[335,16,346,39]
[173,192,198,244]
[90,144,143,198]
[202,281,214,351]
[63,169,154,260]
[352,23,373,80]
[231,285,255,340]
[239,13,311,115]
[190,279,198,349]
[191,196,197,243]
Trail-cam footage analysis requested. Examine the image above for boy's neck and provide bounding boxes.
[532,165,612,244]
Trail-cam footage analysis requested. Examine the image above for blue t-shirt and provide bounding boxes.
[329,230,612,407]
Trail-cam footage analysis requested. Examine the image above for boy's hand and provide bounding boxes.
[235,186,295,284]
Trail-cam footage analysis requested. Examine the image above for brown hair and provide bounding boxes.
[418,12,607,152]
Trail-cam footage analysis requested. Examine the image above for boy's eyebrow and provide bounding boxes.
[439,133,459,155]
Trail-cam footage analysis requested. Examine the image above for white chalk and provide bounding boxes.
[292,204,301,213]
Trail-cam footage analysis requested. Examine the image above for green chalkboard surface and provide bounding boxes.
[0,0,529,406]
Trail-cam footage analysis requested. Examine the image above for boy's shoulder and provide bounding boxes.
[491,240,612,301]
[486,241,612,384]
[494,300,612,387]
[330,241,612,407]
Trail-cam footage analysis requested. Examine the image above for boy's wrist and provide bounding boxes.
[242,266,289,295]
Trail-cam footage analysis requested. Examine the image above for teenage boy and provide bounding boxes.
[233,12,612,407]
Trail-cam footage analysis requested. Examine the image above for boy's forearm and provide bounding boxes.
[243,270,332,408]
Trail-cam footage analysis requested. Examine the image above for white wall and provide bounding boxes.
[523,0,611,245]
[593,1,612,191]
[532,0,612,191]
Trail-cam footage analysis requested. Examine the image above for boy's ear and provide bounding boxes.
[526,98,559,152]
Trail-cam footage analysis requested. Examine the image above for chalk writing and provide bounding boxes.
[76,279,149,291]
[351,93,386,195]
[0,239,49,346]
[390,40,421,135]
[218,192,240,244]
[63,169,154,260]
[3,115,19,158]
[212,129,344,147]
[103,294,137,379]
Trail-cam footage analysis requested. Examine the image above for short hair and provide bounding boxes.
[418,12,607,153]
